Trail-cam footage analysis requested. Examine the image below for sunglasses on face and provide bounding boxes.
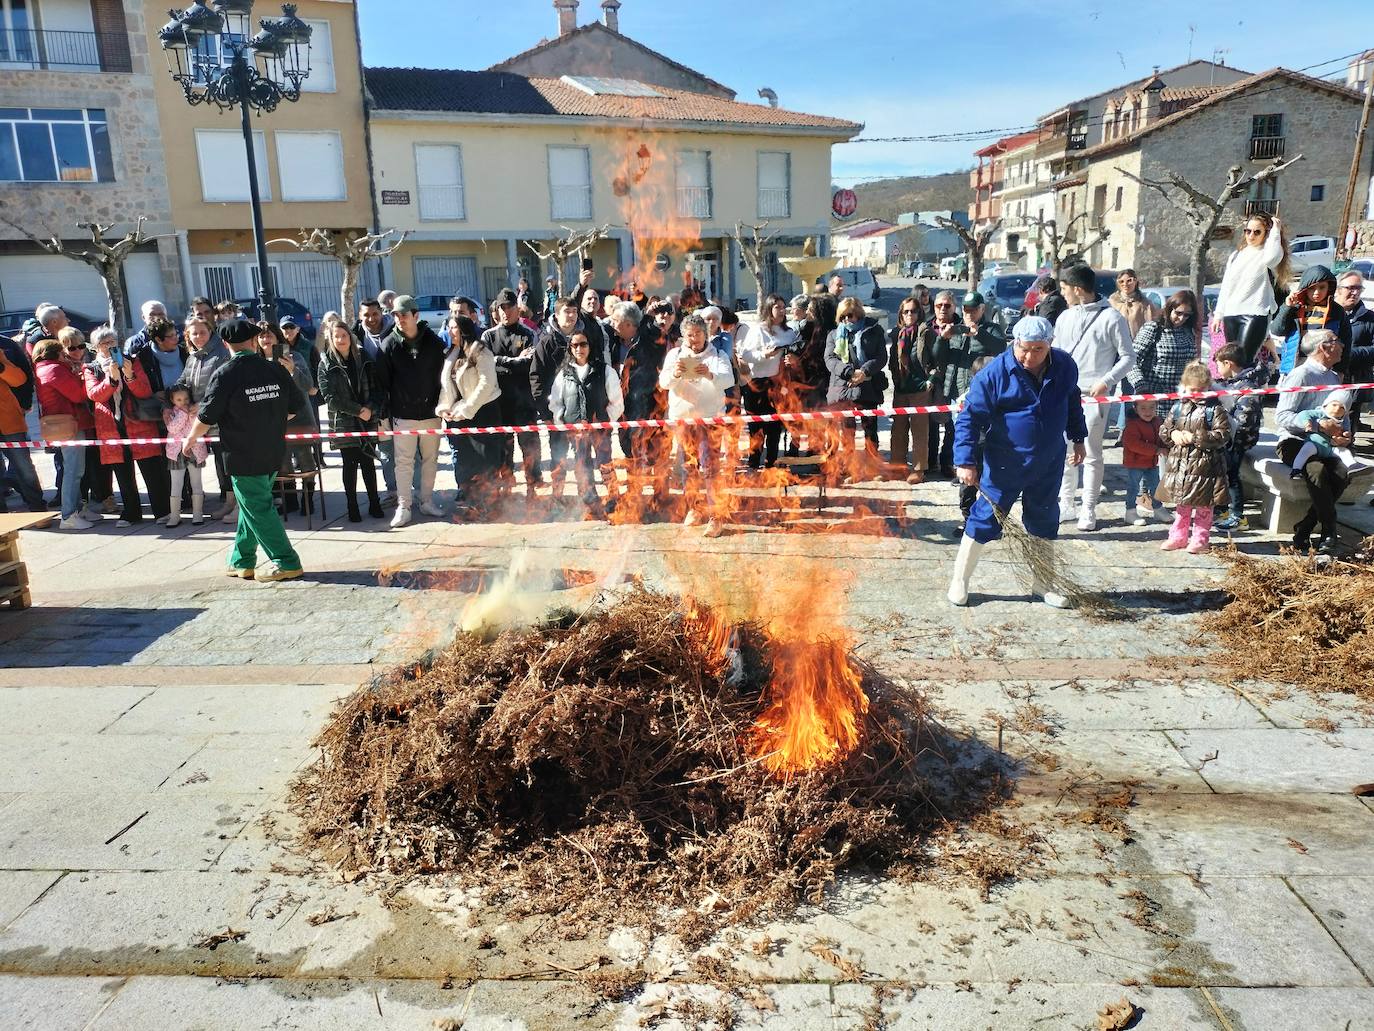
[65,344,84,352]
[1244,228,1265,236]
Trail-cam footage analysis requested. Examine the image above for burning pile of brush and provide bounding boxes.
[1202,540,1374,696]
[292,584,967,933]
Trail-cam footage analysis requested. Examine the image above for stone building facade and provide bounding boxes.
[0,0,182,322]
[1078,70,1373,279]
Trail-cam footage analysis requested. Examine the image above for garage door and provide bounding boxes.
[412,256,478,300]
[0,251,167,327]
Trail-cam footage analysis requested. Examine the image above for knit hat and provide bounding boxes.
[1325,390,1353,409]
[218,318,258,345]
[1013,315,1054,343]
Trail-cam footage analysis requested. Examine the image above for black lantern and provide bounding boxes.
[158,1,313,324]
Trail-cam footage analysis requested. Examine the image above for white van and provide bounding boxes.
[1290,236,1336,272]
[938,255,966,280]
[815,266,880,302]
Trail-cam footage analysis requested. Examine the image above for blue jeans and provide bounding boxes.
[58,445,86,519]
[1125,465,1161,516]
[0,433,45,510]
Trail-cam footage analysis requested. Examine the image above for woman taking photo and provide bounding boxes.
[34,334,97,529]
[824,296,888,473]
[318,319,383,522]
[84,325,168,526]
[436,314,503,515]
[737,293,797,470]
[1212,211,1289,364]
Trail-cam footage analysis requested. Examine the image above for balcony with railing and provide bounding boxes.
[418,184,466,221]
[551,184,593,221]
[676,186,711,220]
[757,187,789,218]
[1243,198,1279,217]
[0,28,130,72]
[1249,135,1285,161]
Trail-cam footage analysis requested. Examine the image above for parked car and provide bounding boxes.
[410,294,456,329]
[976,272,1038,328]
[1290,235,1337,272]
[233,297,317,340]
[938,255,967,280]
[1143,284,1221,320]
[1,307,105,339]
[1343,258,1374,304]
[816,266,880,303]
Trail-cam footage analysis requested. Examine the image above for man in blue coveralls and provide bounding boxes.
[947,315,1088,609]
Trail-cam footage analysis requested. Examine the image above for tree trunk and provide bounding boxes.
[340,261,360,321]
[98,267,124,335]
[1191,237,1210,351]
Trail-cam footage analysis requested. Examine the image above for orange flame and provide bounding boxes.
[608,131,703,295]
[749,637,869,777]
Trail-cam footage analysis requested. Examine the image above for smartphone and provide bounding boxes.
[581,257,594,272]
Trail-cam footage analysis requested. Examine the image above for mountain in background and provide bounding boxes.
[850,170,973,224]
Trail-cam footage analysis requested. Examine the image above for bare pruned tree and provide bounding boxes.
[1115,154,1303,339]
[266,227,410,317]
[0,213,168,333]
[934,216,1002,289]
[1024,212,1111,278]
[524,224,613,299]
[731,220,776,312]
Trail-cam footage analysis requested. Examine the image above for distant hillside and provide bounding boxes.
[852,170,973,224]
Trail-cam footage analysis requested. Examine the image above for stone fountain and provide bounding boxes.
[778,237,839,296]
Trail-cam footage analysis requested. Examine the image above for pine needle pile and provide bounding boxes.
[1201,542,1374,696]
[291,587,993,936]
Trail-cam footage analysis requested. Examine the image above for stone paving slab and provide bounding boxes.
[1287,876,1374,983]
[0,734,209,794]
[1233,681,1374,730]
[1169,728,1374,793]
[1208,987,1374,1030]
[0,792,257,872]
[0,686,153,737]
[831,983,1219,1029]
[157,736,318,797]
[0,873,60,931]
[1121,793,1374,878]
[0,973,126,1031]
[1011,729,1214,795]
[99,685,348,739]
[923,678,1269,733]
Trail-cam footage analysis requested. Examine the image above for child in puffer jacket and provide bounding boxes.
[1122,398,1167,525]
[1160,362,1232,555]
[163,385,208,527]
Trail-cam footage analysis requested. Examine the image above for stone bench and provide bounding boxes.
[1242,434,1374,533]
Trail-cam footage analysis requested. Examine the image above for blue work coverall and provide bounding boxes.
[954,347,1088,544]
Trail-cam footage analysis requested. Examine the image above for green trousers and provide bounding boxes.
[229,474,302,572]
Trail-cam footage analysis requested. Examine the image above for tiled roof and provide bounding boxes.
[364,67,862,133]
[1083,68,1367,159]
[1114,84,1226,105]
[487,22,734,99]
[1038,59,1250,121]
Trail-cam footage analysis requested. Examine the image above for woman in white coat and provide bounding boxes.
[658,312,734,536]
[1211,211,1290,365]
[437,314,503,514]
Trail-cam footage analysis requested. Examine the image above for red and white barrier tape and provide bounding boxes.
[5,380,1370,451]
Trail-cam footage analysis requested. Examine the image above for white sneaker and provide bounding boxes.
[82,504,104,521]
[1131,516,1148,526]
[59,514,93,530]
[1059,501,1078,524]
[683,510,701,527]
[702,519,723,538]
[1077,508,1098,532]
[418,499,444,518]
[390,507,412,529]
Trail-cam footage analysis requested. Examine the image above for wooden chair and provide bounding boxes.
[275,469,326,530]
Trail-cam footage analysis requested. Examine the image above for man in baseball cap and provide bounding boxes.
[947,313,1087,609]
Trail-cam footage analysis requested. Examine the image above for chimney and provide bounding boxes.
[555,0,578,36]
[601,0,620,32]
[1142,66,1166,128]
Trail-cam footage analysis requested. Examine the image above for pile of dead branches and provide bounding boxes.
[292,587,994,936]
[1201,543,1374,696]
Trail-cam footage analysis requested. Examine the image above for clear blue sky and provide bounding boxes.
[357,0,1361,183]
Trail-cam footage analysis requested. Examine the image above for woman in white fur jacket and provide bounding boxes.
[657,312,734,536]
[436,314,503,514]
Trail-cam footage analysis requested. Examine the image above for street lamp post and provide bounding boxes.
[158,0,312,324]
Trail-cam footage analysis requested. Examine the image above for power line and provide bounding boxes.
[838,50,1365,147]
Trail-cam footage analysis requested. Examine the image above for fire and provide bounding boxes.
[607,130,703,294]
[749,637,869,777]
[672,557,871,779]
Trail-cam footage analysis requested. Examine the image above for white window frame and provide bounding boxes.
[675,149,712,219]
[757,150,791,219]
[194,128,270,202]
[547,144,592,221]
[0,107,112,183]
[300,18,335,93]
[414,143,466,221]
[274,129,346,202]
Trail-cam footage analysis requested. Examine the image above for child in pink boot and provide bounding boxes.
[1160,361,1232,555]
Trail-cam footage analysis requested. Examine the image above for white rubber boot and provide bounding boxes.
[191,495,205,526]
[165,496,182,528]
[946,535,984,606]
[1029,539,1072,609]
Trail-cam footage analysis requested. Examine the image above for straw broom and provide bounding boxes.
[976,488,1124,619]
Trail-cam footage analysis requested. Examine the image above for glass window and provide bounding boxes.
[90,121,113,181]
[52,123,93,181]
[416,144,465,220]
[194,128,270,202]
[548,145,591,220]
[758,151,790,218]
[276,131,345,201]
[301,19,334,92]
[15,122,55,180]
[0,128,18,181]
[1310,184,1325,203]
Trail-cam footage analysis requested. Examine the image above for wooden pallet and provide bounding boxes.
[0,512,53,611]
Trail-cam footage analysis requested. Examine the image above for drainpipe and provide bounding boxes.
[176,229,195,308]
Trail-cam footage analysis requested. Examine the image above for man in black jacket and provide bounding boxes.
[180,319,307,581]
[483,288,540,494]
[373,295,446,527]
[1034,276,1068,325]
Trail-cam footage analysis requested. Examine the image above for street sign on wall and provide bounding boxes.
[832,188,857,219]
